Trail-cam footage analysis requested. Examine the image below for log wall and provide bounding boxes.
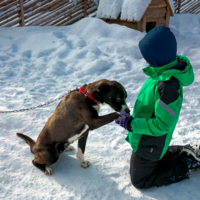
[0,0,98,27]
[105,19,138,30]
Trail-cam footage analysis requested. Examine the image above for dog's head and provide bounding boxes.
[93,80,130,114]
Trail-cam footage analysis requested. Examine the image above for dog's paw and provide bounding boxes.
[44,167,52,176]
[81,160,91,168]
[64,145,74,152]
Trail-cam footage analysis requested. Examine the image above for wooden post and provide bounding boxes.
[165,6,170,27]
[142,13,146,32]
[178,0,181,13]
[84,0,88,17]
[19,0,25,26]
[137,13,146,32]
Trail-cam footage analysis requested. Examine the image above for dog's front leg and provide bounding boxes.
[76,131,91,168]
[86,112,119,130]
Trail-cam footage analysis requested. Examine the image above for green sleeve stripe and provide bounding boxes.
[158,99,175,117]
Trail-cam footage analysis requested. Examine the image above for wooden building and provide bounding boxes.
[96,0,174,32]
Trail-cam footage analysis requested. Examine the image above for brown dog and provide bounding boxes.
[17,79,130,175]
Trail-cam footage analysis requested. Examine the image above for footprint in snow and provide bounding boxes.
[37,48,56,58]
[57,48,70,59]
[22,50,32,59]
[52,31,66,39]
[0,55,10,61]
[11,44,19,53]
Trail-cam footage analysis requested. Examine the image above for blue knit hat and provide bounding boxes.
[139,26,177,67]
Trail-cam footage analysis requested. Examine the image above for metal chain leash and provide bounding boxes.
[0,89,78,114]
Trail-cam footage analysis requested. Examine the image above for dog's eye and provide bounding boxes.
[117,98,121,101]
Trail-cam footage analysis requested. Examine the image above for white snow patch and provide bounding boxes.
[121,0,151,21]
[0,14,200,200]
[96,0,123,19]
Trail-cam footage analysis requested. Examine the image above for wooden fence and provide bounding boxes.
[173,0,200,14]
[0,0,98,27]
[0,0,200,28]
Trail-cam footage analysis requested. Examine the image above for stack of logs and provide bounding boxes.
[0,0,98,27]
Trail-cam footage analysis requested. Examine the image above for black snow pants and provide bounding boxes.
[130,145,189,189]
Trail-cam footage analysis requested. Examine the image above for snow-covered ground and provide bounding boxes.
[0,13,200,200]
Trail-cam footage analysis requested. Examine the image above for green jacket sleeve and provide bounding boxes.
[130,81,182,137]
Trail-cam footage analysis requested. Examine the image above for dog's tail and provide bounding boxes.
[16,133,35,153]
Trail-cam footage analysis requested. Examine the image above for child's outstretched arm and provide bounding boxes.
[129,80,181,137]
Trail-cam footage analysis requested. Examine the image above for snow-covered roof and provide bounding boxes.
[168,0,175,13]
[97,0,174,21]
[121,0,152,21]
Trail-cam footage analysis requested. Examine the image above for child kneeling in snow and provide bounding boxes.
[115,25,200,189]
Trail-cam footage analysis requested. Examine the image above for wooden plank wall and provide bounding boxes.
[173,0,200,14]
[146,0,168,27]
[0,0,98,27]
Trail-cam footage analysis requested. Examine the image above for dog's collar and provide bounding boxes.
[79,87,101,104]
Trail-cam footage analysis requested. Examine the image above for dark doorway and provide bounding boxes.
[146,22,156,32]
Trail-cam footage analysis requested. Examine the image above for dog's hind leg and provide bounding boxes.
[64,143,74,152]
[56,142,74,154]
[77,131,91,168]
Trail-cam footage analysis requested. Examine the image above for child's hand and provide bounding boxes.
[115,111,133,132]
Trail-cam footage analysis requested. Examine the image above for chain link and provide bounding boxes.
[0,89,78,114]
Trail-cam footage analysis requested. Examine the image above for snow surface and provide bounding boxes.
[0,13,200,199]
[97,0,174,21]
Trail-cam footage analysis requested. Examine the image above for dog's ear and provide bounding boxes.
[112,81,127,98]
[94,83,110,93]
[121,85,127,98]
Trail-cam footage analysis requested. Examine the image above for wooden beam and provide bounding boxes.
[0,0,99,27]
[84,0,88,17]
[106,20,138,30]
[19,0,25,26]
[137,13,146,32]
[165,6,170,27]
[0,1,17,12]
[27,1,77,26]
[0,14,18,27]
[0,7,20,22]
[66,5,97,25]
[146,16,165,23]
[178,0,181,13]
[127,19,137,23]
[142,13,146,32]
[165,0,175,16]
[146,7,167,18]
[0,0,16,8]
[137,12,147,32]
[149,0,167,7]
[149,5,166,9]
